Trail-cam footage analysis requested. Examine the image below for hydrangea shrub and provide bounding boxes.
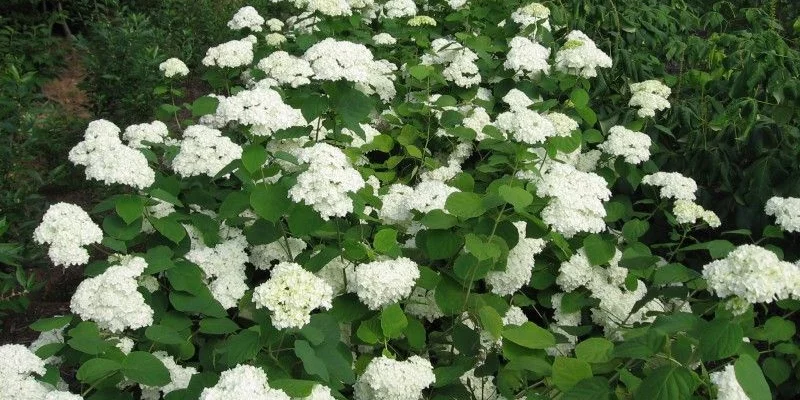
[10,1,800,399]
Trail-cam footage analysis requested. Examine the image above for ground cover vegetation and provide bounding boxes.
[1,0,800,399]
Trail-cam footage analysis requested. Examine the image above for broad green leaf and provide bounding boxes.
[754,316,796,343]
[435,276,469,315]
[241,144,267,173]
[552,357,593,391]
[30,315,73,332]
[622,219,649,242]
[123,351,171,386]
[498,185,533,210]
[563,377,611,400]
[77,358,122,384]
[575,338,614,363]
[734,355,771,400]
[294,339,329,381]
[288,204,325,236]
[191,96,219,117]
[583,234,616,265]
[417,229,463,260]
[115,195,144,224]
[570,88,590,108]
[220,329,261,366]
[680,240,734,259]
[421,210,459,229]
[270,379,317,397]
[380,303,408,339]
[634,366,698,400]
[151,216,186,244]
[67,322,111,355]
[699,319,743,361]
[502,322,555,349]
[479,306,504,340]
[145,325,185,345]
[762,357,791,385]
[373,228,400,257]
[250,184,290,223]
[464,233,500,261]
[445,192,485,220]
[404,317,426,350]
[199,318,240,335]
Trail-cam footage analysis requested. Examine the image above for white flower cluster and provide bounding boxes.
[289,143,366,220]
[200,365,289,400]
[641,172,698,201]
[383,0,417,18]
[351,257,420,309]
[702,244,800,308]
[502,88,535,110]
[408,16,436,27]
[70,256,154,333]
[172,125,243,178]
[228,6,265,31]
[342,123,381,147]
[486,221,547,296]
[266,32,288,46]
[203,87,307,136]
[123,120,169,149]
[629,80,671,118]
[709,365,749,400]
[422,38,481,87]
[202,35,257,68]
[185,224,249,309]
[159,57,189,78]
[256,51,313,87]
[141,351,197,399]
[463,306,528,350]
[765,196,800,233]
[354,356,435,400]
[303,38,398,101]
[533,163,611,237]
[419,142,473,183]
[446,0,468,9]
[673,199,721,227]
[69,119,155,189]
[554,30,612,78]
[546,112,579,137]
[598,126,652,164]
[548,293,581,356]
[0,345,81,400]
[510,2,551,31]
[504,36,550,79]
[266,18,284,31]
[463,106,493,140]
[556,249,658,338]
[250,237,307,270]
[496,107,556,144]
[33,202,102,267]
[252,262,333,329]
[372,33,397,45]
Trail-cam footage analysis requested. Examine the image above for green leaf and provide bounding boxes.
[199,318,240,335]
[634,366,698,400]
[552,357,593,391]
[502,322,555,349]
[294,339,329,381]
[408,64,433,80]
[332,83,374,129]
[145,325,185,345]
[270,379,317,397]
[150,188,183,207]
[191,96,219,117]
[77,358,122,384]
[498,185,533,210]
[220,329,261,366]
[123,351,171,386]
[241,144,267,173]
[144,246,175,274]
[356,318,382,345]
[115,195,144,224]
[583,234,616,265]
[404,317,426,350]
[67,322,111,355]
[30,315,73,332]
[755,316,796,343]
[762,357,791,385]
[622,219,649,242]
[734,355,771,400]
[418,229,463,260]
[445,192,485,220]
[570,88,589,108]
[652,263,698,285]
[151,216,186,244]
[563,377,611,400]
[373,228,400,257]
[435,276,469,315]
[421,210,459,229]
[250,184,290,223]
[479,306,504,340]
[575,338,614,363]
[680,240,734,259]
[464,234,500,261]
[699,319,743,361]
[380,303,408,339]
[288,205,325,236]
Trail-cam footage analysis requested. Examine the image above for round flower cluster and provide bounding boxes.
[351,257,420,309]
[709,365,749,400]
[510,2,551,31]
[629,80,671,118]
[496,106,556,144]
[0,344,81,400]
[546,112,579,137]
[185,223,250,309]
[122,120,169,149]
[641,171,698,201]
[598,125,652,164]
[673,199,721,227]
[504,36,550,79]
[422,38,481,87]
[200,365,289,400]
[486,222,547,296]
[69,119,155,189]
[383,0,417,19]
[33,202,102,267]
[372,32,396,45]
[702,244,800,308]
[171,125,243,178]
[532,162,611,237]
[765,196,800,233]
[202,87,306,136]
[554,30,612,78]
[202,35,257,68]
[289,143,366,220]
[353,356,435,400]
[252,262,334,329]
[407,16,436,27]
[70,256,154,333]
[256,51,313,87]
[158,57,189,78]
[227,6,265,31]
[303,38,398,101]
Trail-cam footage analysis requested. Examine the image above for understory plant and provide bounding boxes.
[5,1,800,399]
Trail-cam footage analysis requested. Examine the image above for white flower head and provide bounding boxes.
[33,203,102,267]
[532,163,611,237]
[351,257,420,309]
[629,80,671,118]
[641,172,698,201]
[598,126,652,164]
[372,33,397,46]
[228,6,265,31]
[123,120,169,149]
[555,30,612,78]
[710,365,749,400]
[486,222,547,296]
[504,36,550,78]
[159,58,189,78]
[765,196,800,233]
[172,125,243,178]
[200,365,289,400]
[252,262,333,329]
[354,356,435,400]
[202,36,256,68]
